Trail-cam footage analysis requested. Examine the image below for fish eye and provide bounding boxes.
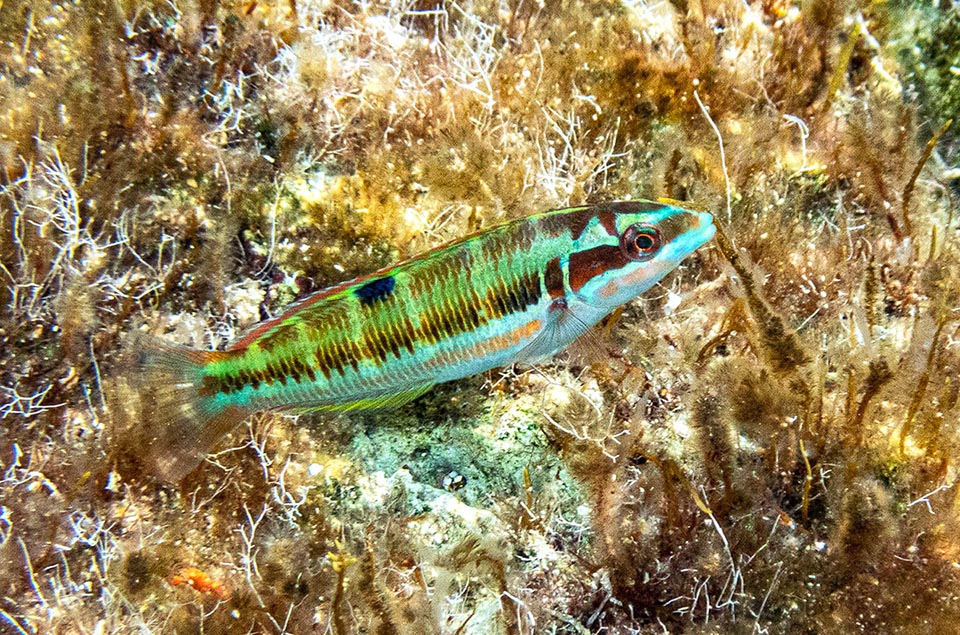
[621,224,661,261]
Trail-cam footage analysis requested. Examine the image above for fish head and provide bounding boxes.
[562,200,715,309]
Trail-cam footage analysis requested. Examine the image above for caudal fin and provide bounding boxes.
[127,334,247,482]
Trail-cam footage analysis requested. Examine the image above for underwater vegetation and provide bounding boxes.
[1,0,960,633]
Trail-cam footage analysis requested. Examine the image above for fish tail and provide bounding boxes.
[128,334,247,482]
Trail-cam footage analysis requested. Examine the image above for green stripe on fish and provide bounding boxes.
[130,201,715,481]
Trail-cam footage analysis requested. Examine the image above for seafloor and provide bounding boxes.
[2,0,960,633]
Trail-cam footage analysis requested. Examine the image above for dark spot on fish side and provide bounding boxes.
[355,276,396,306]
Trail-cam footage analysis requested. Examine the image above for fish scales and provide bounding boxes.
[133,201,715,481]
[203,225,537,405]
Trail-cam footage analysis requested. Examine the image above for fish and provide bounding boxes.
[131,200,715,481]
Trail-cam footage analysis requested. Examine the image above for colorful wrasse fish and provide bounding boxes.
[133,201,715,481]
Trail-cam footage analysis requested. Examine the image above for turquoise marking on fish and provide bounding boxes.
[131,201,715,481]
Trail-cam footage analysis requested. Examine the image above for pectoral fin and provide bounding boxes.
[509,300,597,364]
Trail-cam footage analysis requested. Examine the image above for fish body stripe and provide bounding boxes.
[197,202,711,411]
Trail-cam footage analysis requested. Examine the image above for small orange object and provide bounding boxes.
[777,510,796,528]
[168,566,231,600]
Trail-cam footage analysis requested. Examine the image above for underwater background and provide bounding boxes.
[2,0,960,633]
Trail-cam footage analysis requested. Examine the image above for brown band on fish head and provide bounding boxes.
[568,245,631,293]
[539,207,598,241]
